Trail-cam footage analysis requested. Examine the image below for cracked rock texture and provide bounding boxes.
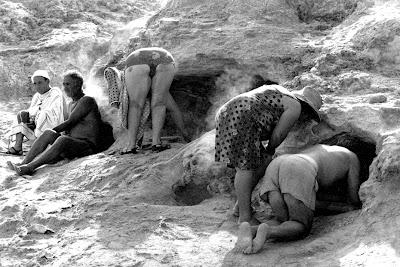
[1,0,400,266]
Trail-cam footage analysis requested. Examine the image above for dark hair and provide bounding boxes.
[63,70,84,90]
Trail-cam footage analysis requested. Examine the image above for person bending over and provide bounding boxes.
[104,47,190,154]
[8,70,103,175]
[233,144,361,254]
[215,84,323,223]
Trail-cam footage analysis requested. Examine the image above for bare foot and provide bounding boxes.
[248,223,270,254]
[14,164,34,176]
[233,201,239,217]
[237,215,259,227]
[233,222,253,253]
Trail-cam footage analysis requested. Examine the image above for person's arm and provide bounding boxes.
[266,99,301,153]
[27,93,40,117]
[315,200,359,215]
[35,93,64,132]
[347,153,361,207]
[53,96,94,133]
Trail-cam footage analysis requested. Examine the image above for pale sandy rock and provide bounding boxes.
[369,94,387,104]
[2,0,400,266]
[337,71,372,93]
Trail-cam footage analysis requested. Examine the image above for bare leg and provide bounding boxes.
[124,65,151,152]
[20,130,59,165]
[250,220,308,254]
[250,223,270,254]
[248,194,313,254]
[235,169,259,223]
[165,92,190,142]
[12,111,30,151]
[233,222,258,253]
[266,191,289,222]
[17,135,86,175]
[233,200,239,217]
[151,63,175,146]
[13,133,24,151]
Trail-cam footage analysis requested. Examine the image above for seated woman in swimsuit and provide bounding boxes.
[104,47,190,154]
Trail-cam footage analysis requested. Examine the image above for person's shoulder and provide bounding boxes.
[329,145,353,154]
[50,86,62,92]
[322,145,359,162]
[344,149,359,163]
[31,92,40,98]
[49,87,63,96]
[80,96,99,108]
[79,95,94,103]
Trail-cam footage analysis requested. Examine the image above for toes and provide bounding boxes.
[243,245,253,254]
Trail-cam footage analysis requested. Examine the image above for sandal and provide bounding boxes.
[120,148,137,155]
[6,147,23,156]
[141,143,153,150]
[151,144,171,153]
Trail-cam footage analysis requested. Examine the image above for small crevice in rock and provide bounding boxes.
[173,182,212,206]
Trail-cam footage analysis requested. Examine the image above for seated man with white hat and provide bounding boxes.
[6,70,67,155]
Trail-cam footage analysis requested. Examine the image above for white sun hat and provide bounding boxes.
[31,70,50,83]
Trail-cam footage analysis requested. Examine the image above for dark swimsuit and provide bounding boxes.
[125,47,175,77]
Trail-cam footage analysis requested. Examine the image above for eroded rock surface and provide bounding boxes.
[1,0,400,266]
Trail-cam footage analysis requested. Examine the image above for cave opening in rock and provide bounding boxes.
[173,181,213,206]
[316,132,377,215]
[162,74,219,138]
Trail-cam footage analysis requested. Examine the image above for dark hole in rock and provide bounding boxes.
[315,132,377,216]
[162,74,218,139]
[173,181,213,206]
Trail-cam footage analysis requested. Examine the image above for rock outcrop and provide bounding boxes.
[1,0,400,266]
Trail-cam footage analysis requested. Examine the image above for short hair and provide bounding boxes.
[63,70,84,89]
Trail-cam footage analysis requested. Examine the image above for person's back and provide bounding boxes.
[233,144,361,254]
[297,144,360,189]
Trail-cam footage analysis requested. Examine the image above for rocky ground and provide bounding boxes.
[1,0,400,266]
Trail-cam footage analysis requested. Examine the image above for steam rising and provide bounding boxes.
[206,69,254,129]
[84,73,108,107]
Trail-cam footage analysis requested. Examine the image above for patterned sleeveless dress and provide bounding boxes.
[215,85,286,170]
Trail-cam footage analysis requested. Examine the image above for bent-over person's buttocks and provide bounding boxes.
[233,144,361,254]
